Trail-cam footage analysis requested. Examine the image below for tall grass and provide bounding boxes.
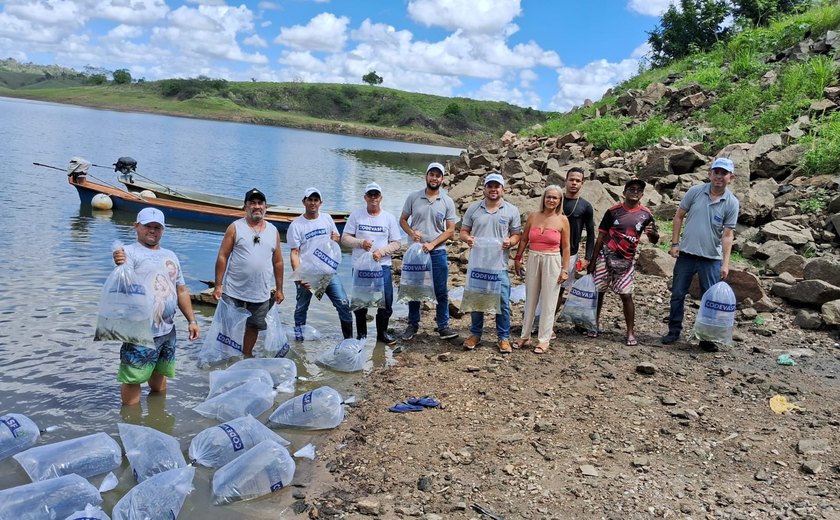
[802,111,840,175]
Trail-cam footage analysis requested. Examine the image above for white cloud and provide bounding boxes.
[519,69,537,88]
[258,1,279,9]
[275,12,349,52]
[549,58,639,112]
[408,0,522,34]
[106,24,144,40]
[467,79,540,109]
[3,0,85,25]
[94,0,170,25]
[627,0,674,17]
[631,41,651,59]
[243,34,268,48]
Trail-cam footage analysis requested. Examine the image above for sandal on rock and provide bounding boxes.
[533,343,550,354]
[625,335,638,347]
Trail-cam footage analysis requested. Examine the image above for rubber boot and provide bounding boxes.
[340,320,354,340]
[354,310,367,340]
[376,314,397,345]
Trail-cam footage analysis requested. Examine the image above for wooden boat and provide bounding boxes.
[68,174,346,232]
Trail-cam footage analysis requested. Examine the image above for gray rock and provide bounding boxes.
[632,455,650,467]
[447,175,481,201]
[761,220,813,246]
[766,252,805,277]
[804,256,840,286]
[801,460,823,474]
[797,438,830,455]
[639,145,706,180]
[781,280,840,307]
[754,469,770,481]
[747,133,782,163]
[356,499,382,516]
[689,268,765,302]
[810,98,837,112]
[636,248,675,277]
[636,362,657,375]
[755,240,795,260]
[777,271,798,284]
[821,300,840,326]
[738,178,777,225]
[580,464,599,477]
[793,309,823,330]
[756,144,807,179]
[417,476,433,491]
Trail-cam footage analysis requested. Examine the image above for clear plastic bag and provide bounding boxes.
[189,415,290,468]
[207,368,274,399]
[461,238,505,314]
[211,440,296,505]
[692,281,736,345]
[193,380,277,423]
[257,304,291,358]
[111,465,195,520]
[197,297,251,367]
[292,238,341,299]
[317,339,366,373]
[94,240,154,346]
[0,413,40,461]
[267,386,346,430]
[558,274,598,331]
[228,358,298,394]
[117,423,186,483]
[350,252,385,311]
[509,284,526,303]
[397,243,435,303]
[0,474,102,520]
[64,503,111,520]
[13,432,122,481]
[287,323,321,342]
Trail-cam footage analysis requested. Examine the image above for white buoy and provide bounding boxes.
[91,193,113,210]
[140,190,156,199]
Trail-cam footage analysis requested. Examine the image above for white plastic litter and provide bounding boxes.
[197,297,250,367]
[558,274,598,331]
[117,423,186,483]
[692,281,736,345]
[98,472,118,493]
[13,432,122,481]
[509,284,526,303]
[258,304,292,358]
[448,286,464,303]
[0,474,103,520]
[0,413,40,461]
[189,415,290,468]
[193,380,277,423]
[293,443,316,460]
[111,465,195,520]
[63,503,112,520]
[207,368,274,399]
[317,339,366,373]
[397,242,435,304]
[267,386,346,430]
[211,440,296,504]
[228,357,298,394]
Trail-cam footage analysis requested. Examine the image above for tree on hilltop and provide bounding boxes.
[362,71,384,86]
[113,68,132,84]
[647,0,730,67]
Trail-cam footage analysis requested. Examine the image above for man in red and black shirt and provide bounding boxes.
[587,178,659,346]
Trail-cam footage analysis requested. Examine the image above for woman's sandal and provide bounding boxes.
[513,339,531,350]
[533,343,550,354]
[625,335,639,347]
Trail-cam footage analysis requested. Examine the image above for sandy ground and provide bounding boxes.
[289,272,840,520]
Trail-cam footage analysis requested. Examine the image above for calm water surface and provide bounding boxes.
[0,97,460,517]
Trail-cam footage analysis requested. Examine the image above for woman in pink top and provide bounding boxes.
[513,185,570,353]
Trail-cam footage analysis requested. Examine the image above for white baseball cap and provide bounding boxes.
[484,172,505,187]
[365,182,382,195]
[303,187,322,199]
[137,207,165,227]
[426,162,445,175]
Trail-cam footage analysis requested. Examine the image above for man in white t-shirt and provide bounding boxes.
[341,182,402,344]
[288,187,354,339]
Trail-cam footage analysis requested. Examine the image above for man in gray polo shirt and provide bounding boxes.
[400,162,458,340]
[459,172,522,353]
[662,157,740,351]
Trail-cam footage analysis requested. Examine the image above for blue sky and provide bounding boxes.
[0,0,675,111]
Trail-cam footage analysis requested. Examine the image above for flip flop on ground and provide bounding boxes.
[388,401,425,413]
[626,335,638,347]
[406,396,440,408]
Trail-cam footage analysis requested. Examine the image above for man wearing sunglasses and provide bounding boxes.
[214,188,285,357]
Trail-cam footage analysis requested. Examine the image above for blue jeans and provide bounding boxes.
[469,270,511,340]
[353,266,394,319]
[294,276,353,326]
[408,248,449,329]
[667,253,721,335]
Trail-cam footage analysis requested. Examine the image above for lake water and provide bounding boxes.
[0,96,461,517]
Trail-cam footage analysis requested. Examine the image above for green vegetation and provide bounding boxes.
[362,71,384,86]
[802,111,840,175]
[798,188,829,213]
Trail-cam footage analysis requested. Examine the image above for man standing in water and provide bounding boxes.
[113,207,200,406]
[459,173,521,353]
[288,187,354,339]
[400,162,458,341]
[662,157,739,351]
[214,188,285,357]
[341,182,402,344]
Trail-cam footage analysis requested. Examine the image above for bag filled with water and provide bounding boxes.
[193,380,276,422]
[257,304,291,358]
[0,473,102,520]
[0,413,41,461]
[692,281,736,345]
[317,339,366,373]
[292,238,341,299]
[197,297,250,367]
[94,241,154,346]
[558,274,598,331]
[13,431,122,481]
[228,357,298,394]
[63,503,111,520]
[189,415,289,468]
[111,465,195,520]
[349,252,385,310]
[397,242,435,304]
[288,323,321,342]
[117,423,186,483]
[211,439,296,504]
[267,386,345,430]
[461,238,505,314]
[207,368,274,399]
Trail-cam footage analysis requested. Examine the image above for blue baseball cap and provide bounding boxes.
[711,157,735,173]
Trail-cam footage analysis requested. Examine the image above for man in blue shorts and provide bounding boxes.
[113,208,200,406]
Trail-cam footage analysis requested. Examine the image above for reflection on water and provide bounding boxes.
[0,97,458,517]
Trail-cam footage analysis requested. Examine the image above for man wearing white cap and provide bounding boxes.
[288,187,354,339]
[459,172,522,353]
[341,182,402,344]
[112,207,200,406]
[213,188,285,357]
[399,162,458,340]
[662,157,740,351]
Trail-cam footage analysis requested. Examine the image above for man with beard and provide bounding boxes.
[214,188,285,357]
[400,162,458,340]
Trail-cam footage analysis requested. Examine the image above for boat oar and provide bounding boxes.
[34,161,145,200]
[91,162,187,198]
[32,162,66,172]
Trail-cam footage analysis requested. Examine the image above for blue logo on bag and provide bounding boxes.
[270,480,285,491]
[470,271,501,282]
[1,417,22,438]
[275,342,290,358]
[358,270,383,279]
[219,424,244,451]
[313,248,339,270]
[110,283,147,295]
[402,263,430,272]
[358,224,384,233]
[704,300,736,312]
[304,228,328,240]
[302,391,313,412]
[216,332,243,352]
[570,287,596,299]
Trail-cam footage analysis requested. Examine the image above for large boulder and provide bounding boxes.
[636,248,675,277]
[766,252,806,278]
[747,134,782,165]
[738,178,777,226]
[754,144,807,179]
[638,145,707,181]
[761,220,813,246]
[689,269,765,303]
[803,256,840,287]
[447,175,481,202]
[772,279,840,307]
[580,180,618,221]
[822,300,840,326]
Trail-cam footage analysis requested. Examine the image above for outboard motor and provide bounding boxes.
[67,157,91,183]
[114,156,137,182]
